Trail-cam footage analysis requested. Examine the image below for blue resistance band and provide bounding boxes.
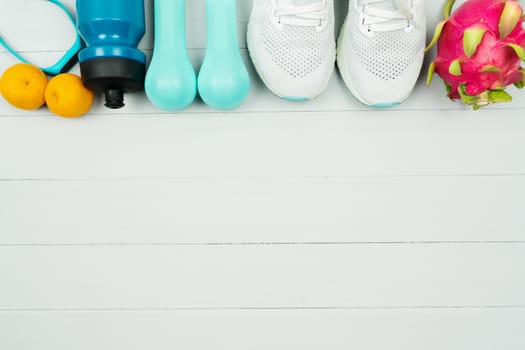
[0,0,82,75]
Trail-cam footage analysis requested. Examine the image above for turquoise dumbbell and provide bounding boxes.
[145,0,197,110]
[198,0,250,110]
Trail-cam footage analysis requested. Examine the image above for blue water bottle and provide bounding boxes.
[76,0,146,109]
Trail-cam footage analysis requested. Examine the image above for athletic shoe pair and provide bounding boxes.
[247,0,426,107]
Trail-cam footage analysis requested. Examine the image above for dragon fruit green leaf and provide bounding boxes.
[508,43,525,60]
[449,59,462,76]
[480,65,501,72]
[500,0,522,39]
[463,26,487,58]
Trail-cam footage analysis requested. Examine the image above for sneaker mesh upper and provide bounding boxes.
[261,4,333,79]
[350,26,423,81]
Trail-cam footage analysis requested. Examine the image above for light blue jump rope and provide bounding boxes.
[0,0,82,76]
[146,0,250,110]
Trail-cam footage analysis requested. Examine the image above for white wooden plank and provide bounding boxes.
[1,110,524,179]
[1,308,524,350]
[1,244,523,308]
[0,2,523,349]
[1,176,524,244]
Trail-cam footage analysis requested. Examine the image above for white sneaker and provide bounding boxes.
[247,0,336,101]
[337,0,426,107]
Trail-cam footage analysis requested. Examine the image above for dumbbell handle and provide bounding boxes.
[145,0,197,111]
[152,0,186,52]
[206,0,239,51]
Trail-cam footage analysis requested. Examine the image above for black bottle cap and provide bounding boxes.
[104,89,125,109]
[79,57,145,109]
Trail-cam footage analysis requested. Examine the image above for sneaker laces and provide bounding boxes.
[274,0,328,27]
[359,0,413,32]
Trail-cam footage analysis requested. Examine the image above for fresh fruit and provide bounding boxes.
[45,73,94,118]
[0,63,48,110]
[426,0,525,109]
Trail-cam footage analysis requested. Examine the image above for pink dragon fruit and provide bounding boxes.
[426,0,525,109]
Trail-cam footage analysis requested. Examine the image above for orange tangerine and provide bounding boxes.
[45,73,94,118]
[0,63,48,110]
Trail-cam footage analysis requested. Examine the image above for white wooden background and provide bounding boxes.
[1,0,524,349]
